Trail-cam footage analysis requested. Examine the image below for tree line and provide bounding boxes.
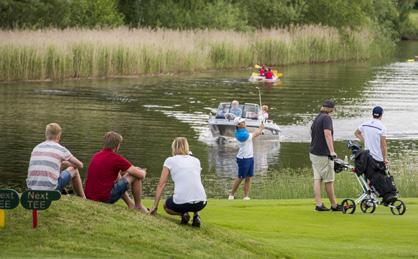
[1,0,417,38]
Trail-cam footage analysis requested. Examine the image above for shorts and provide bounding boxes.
[56,170,72,192]
[165,196,207,214]
[107,178,129,204]
[237,157,254,179]
[309,153,335,182]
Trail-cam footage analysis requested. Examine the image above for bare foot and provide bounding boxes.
[135,205,149,214]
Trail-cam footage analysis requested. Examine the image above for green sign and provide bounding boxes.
[0,189,20,210]
[21,190,61,210]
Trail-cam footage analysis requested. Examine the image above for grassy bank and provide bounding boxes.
[1,197,418,258]
[0,26,391,82]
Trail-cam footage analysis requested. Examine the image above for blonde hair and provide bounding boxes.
[320,106,335,113]
[45,123,62,140]
[171,137,190,156]
[103,131,123,149]
[262,105,269,111]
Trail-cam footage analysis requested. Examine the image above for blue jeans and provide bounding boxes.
[107,178,129,204]
[56,170,72,192]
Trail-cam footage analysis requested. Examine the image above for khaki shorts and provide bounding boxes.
[309,153,335,182]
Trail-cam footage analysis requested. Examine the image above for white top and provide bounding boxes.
[236,133,254,159]
[27,140,73,190]
[163,155,207,204]
[358,119,387,162]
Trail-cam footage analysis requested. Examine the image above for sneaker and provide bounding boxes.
[243,196,251,201]
[228,195,235,200]
[180,213,190,225]
[192,214,201,228]
[315,204,331,212]
[331,204,343,212]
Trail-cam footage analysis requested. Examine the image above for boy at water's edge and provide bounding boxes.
[26,123,86,198]
[228,117,264,200]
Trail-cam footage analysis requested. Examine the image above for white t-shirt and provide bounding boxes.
[163,155,207,204]
[27,140,73,190]
[358,119,387,162]
[236,133,254,159]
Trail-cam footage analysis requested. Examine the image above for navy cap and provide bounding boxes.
[372,106,383,117]
[323,99,335,108]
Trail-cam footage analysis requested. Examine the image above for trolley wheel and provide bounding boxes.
[341,199,356,214]
[390,199,406,215]
[360,199,376,213]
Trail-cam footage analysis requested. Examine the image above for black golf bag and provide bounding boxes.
[353,149,398,204]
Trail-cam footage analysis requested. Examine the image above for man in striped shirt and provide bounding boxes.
[26,123,85,198]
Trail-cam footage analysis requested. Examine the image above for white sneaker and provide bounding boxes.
[243,196,251,201]
[228,195,235,200]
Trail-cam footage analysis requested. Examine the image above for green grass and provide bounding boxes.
[0,26,393,82]
[1,197,418,258]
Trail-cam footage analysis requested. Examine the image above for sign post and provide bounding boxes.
[0,189,20,228]
[20,190,61,229]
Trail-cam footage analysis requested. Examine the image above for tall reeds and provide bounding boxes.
[0,26,384,81]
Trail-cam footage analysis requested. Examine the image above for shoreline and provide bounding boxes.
[0,57,372,84]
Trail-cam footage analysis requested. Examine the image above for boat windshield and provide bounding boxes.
[242,104,260,120]
[216,103,231,118]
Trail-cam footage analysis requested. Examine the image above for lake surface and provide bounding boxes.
[1,42,418,198]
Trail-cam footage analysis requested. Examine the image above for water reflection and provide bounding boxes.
[207,139,280,178]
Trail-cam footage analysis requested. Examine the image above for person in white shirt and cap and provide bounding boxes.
[228,117,264,200]
[355,106,389,165]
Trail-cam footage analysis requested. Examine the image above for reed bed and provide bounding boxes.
[0,26,379,81]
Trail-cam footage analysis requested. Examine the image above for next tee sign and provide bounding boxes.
[21,190,61,210]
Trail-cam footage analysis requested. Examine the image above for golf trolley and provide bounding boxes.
[333,141,406,215]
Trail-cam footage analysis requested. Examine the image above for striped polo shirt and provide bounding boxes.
[26,140,73,190]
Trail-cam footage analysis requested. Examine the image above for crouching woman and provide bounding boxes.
[150,137,207,227]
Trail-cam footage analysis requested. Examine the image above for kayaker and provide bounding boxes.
[259,65,266,76]
[265,68,274,79]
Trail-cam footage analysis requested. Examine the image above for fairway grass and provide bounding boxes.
[1,197,417,258]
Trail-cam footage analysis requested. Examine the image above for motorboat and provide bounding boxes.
[208,102,281,141]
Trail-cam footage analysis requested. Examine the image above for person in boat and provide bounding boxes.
[259,65,266,76]
[150,137,207,227]
[84,131,148,213]
[261,105,269,121]
[228,117,265,200]
[265,68,274,80]
[26,123,85,198]
[229,100,242,117]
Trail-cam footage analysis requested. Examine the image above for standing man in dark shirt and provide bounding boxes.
[309,100,342,211]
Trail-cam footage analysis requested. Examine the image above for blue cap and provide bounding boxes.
[372,106,383,117]
[235,128,249,142]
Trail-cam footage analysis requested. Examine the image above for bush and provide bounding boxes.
[0,0,123,29]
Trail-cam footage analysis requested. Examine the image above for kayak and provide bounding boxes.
[248,73,279,82]
[248,72,280,82]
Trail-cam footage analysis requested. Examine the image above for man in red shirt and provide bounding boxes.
[85,131,148,213]
[265,68,274,79]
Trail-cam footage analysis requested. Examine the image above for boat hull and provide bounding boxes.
[208,118,280,139]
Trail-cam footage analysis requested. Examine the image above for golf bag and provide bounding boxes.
[353,149,397,204]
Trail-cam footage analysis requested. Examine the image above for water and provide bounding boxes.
[1,42,418,198]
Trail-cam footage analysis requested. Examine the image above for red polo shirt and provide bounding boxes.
[85,148,132,202]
